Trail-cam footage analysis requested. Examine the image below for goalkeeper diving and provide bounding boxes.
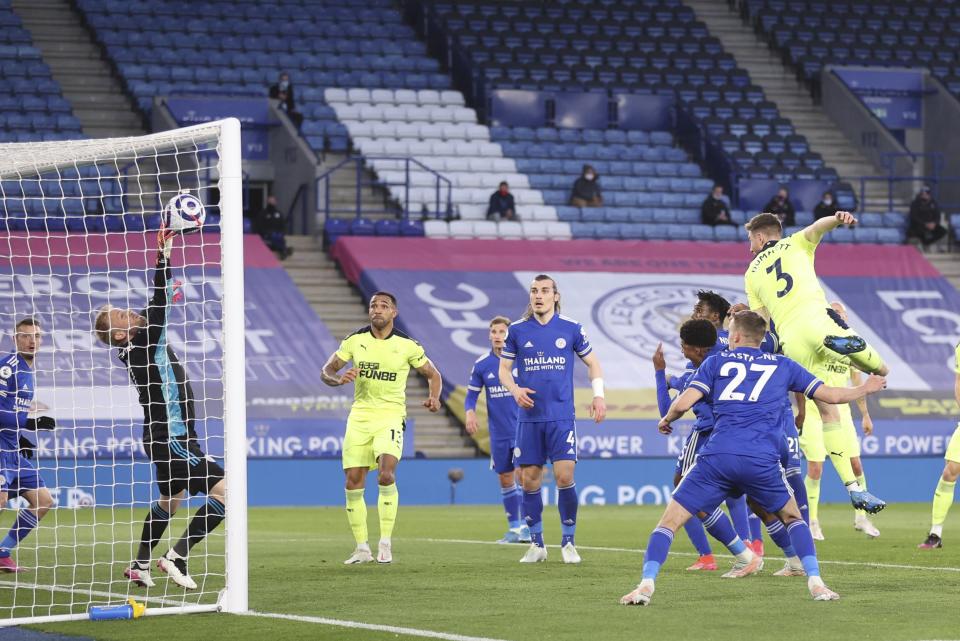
[94,225,225,590]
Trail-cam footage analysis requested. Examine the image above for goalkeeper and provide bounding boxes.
[94,226,225,591]
[0,317,56,573]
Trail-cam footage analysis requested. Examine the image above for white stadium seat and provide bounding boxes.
[418,89,442,105]
[347,88,371,104]
[473,220,499,239]
[370,88,395,104]
[452,107,478,123]
[345,121,374,138]
[418,123,445,140]
[498,221,523,239]
[448,220,474,238]
[546,221,572,239]
[334,104,361,120]
[395,89,418,104]
[458,203,487,220]
[440,90,465,106]
[405,106,430,122]
[371,122,396,138]
[423,220,449,238]
[395,123,420,139]
[521,221,549,240]
[358,105,383,121]
[324,88,347,103]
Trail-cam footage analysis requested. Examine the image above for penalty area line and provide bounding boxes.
[240,610,516,641]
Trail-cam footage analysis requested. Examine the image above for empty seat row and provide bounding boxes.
[515,158,703,178]
[353,138,503,158]
[491,127,672,146]
[425,219,572,240]
[333,105,477,124]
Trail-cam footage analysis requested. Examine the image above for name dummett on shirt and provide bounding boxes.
[358,361,398,381]
[748,241,792,273]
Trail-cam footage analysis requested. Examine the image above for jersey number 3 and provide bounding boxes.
[718,362,777,402]
[766,258,793,298]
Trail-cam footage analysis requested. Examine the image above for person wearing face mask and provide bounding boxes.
[763,187,796,227]
[908,185,947,251]
[813,191,838,220]
[269,71,303,129]
[570,164,603,207]
[487,181,517,221]
[701,184,735,226]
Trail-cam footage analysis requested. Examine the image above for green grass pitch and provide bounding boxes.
[4,503,958,641]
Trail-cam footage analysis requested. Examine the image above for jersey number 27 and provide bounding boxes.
[718,362,777,402]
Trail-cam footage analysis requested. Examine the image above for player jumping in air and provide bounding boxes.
[0,317,56,572]
[621,311,887,606]
[321,291,443,565]
[918,340,960,549]
[465,316,530,544]
[95,227,226,590]
[739,211,888,514]
[499,274,606,564]
[796,302,881,540]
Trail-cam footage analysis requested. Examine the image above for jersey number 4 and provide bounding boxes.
[765,258,793,298]
[718,362,777,402]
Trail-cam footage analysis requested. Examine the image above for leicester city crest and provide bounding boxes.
[591,283,747,370]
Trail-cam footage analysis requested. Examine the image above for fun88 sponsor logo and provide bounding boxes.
[592,283,747,369]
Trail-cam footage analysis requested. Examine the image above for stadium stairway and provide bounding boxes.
[685,0,906,211]
[12,0,144,138]
[318,152,401,221]
[284,235,477,458]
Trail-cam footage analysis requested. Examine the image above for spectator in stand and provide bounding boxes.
[764,186,796,227]
[813,191,838,220]
[908,185,947,251]
[701,184,735,226]
[487,181,517,221]
[570,164,603,207]
[257,195,293,259]
[268,71,303,129]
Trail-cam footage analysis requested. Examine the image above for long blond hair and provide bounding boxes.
[522,274,561,320]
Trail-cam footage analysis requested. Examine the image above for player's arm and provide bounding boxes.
[415,358,442,413]
[955,371,960,409]
[849,368,873,435]
[320,353,357,387]
[581,351,606,424]
[0,371,26,432]
[793,391,807,432]
[658,387,705,434]
[145,228,177,341]
[652,343,673,418]
[813,374,886,404]
[464,365,484,435]
[499,355,534,409]
[802,210,857,244]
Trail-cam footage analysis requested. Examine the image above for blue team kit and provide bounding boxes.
[501,314,592,467]
[466,351,520,473]
[0,352,45,495]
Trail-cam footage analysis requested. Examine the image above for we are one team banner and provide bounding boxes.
[0,233,359,461]
[333,237,960,458]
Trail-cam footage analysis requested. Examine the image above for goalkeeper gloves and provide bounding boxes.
[25,416,56,431]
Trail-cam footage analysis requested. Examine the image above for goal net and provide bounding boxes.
[0,119,247,625]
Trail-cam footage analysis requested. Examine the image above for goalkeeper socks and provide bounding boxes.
[786,520,820,577]
[502,484,522,529]
[136,501,171,563]
[557,483,577,547]
[172,497,225,557]
[932,479,957,531]
[641,527,674,580]
[378,483,398,540]
[805,475,821,523]
[683,517,713,556]
[0,509,38,556]
[748,512,763,542]
[726,496,751,542]
[823,421,857,486]
[345,488,368,545]
[788,471,810,524]
[522,489,544,548]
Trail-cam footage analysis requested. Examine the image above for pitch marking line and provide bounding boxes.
[242,611,516,641]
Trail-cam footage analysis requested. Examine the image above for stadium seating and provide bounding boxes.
[76,0,450,155]
[423,0,839,197]
[742,0,960,97]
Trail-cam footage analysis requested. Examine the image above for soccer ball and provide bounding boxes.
[162,192,206,234]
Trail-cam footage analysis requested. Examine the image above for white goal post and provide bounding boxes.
[0,118,247,625]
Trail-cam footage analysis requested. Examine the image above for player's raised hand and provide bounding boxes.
[862,415,874,436]
[652,342,666,371]
[513,387,536,409]
[590,396,606,423]
[337,367,358,386]
[423,396,441,412]
[465,410,478,435]
[157,221,177,258]
[657,417,673,434]
[835,210,857,226]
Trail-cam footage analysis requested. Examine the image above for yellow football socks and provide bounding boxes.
[378,483,399,540]
[345,488,368,545]
[805,475,821,523]
[932,479,957,528]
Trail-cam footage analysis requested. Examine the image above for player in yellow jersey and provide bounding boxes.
[740,212,887,513]
[796,302,881,539]
[321,291,443,564]
[918,341,960,549]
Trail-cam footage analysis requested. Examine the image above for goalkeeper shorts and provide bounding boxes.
[148,439,224,498]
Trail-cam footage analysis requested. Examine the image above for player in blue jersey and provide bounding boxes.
[499,274,606,564]
[465,316,530,544]
[0,317,56,573]
[622,311,887,605]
